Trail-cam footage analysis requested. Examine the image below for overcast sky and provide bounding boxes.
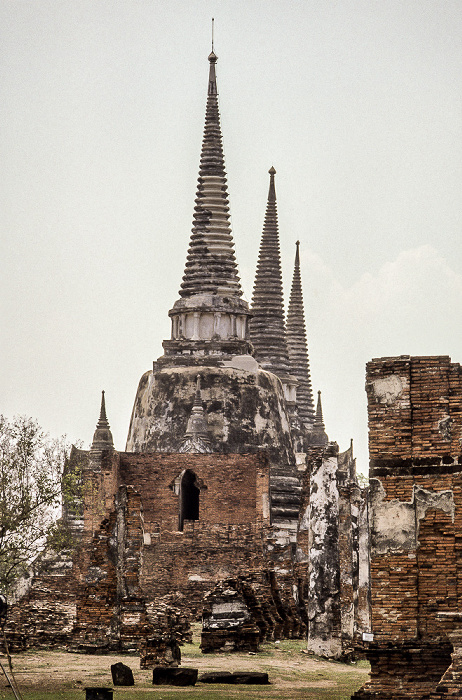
[1,1,461,473]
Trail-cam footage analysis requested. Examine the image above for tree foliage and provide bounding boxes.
[356,471,369,488]
[0,415,77,595]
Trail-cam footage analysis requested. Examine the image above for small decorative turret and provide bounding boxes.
[91,390,114,452]
[311,390,329,446]
[179,376,213,453]
[286,241,315,428]
[250,167,292,385]
[164,49,251,360]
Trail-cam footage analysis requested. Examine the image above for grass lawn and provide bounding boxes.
[0,635,369,700]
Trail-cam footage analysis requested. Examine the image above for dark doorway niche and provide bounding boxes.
[179,469,200,531]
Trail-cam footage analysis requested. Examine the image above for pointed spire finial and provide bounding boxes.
[268,166,276,202]
[98,390,108,425]
[286,240,315,428]
[193,375,202,407]
[295,240,300,267]
[208,48,218,95]
[212,17,214,52]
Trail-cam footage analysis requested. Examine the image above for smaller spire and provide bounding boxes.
[286,240,315,428]
[314,391,325,430]
[250,167,291,380]
[193,375,203,409]
[179,376,213,453]
[99,390,108,425]
[311,390,328,446]
[91,390,114,451]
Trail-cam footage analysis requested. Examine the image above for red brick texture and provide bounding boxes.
[354,355,462,700]
[3,449,304,657]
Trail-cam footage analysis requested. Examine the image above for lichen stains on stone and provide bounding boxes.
[126,365,294,465]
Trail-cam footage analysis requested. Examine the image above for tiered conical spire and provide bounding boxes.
[250,167,291,379]
[179,51,242,299]
[286,241,315,427]
[91,390,114,451]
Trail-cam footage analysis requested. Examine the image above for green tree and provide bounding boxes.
[0,415,78,595]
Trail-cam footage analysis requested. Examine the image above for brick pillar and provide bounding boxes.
[353,355,462,700]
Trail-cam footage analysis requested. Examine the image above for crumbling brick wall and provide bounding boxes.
[115,452,271,618]
[201,567,307,653]
[3,440,364,661]
[2,450,274,654]
[72,485,147,652]
[354,355,462,700]
[1,549,78,651]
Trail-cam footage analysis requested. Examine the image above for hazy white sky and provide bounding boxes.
[1,1,461,472]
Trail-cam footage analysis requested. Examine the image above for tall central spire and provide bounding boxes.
[164,49,251,361]
[179,51,242,299]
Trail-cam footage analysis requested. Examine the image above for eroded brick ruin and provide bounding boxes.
[3,48,370,664]
[354,355,462,699]
[3,43,458,700]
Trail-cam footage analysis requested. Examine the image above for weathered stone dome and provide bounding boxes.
[126,361,295,466]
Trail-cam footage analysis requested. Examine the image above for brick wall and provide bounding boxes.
[355,355,462,700]
[117,451,269,532]
[2,450,278,654]
[140,521,270,618]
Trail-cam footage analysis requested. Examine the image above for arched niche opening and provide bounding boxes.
[179,469,200,531]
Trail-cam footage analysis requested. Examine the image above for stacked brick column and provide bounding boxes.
[354,355,462,700]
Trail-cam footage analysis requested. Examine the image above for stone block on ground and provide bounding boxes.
[198,672,234,683]
[85,688,113,700]
[110,662,134,686]
[198,671,269,684]
[152,667,198,686]
[233,672,269,684]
